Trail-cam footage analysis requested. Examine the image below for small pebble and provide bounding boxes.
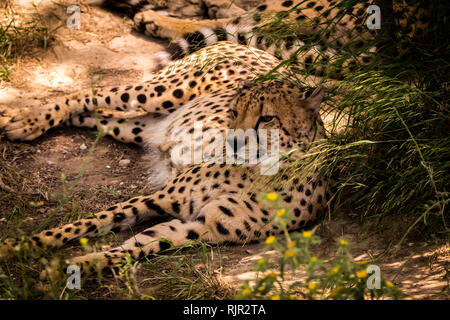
[119,159,131,167]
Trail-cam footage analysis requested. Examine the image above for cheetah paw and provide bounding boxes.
[0,106,63,141]
[0,106,16,127]
[133,10,163,37]
[133,9,190,39]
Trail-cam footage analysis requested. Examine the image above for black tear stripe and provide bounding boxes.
[189,200,194,215]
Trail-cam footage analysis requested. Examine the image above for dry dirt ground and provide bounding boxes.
[0,0,448,299]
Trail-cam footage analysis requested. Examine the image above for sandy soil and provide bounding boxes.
[0,0,448,300]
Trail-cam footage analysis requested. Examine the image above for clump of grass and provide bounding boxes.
[137,242,234,300]
[274,69,449,241]
[255,0,449,240]
[0,246,80,299]
[0,152,55,234]
[321,71,449,241]
[237,192,402,300]
[0,2,59,80]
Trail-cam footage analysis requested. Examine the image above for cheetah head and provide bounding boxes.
[230,80,326,155]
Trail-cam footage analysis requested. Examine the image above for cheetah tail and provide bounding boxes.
[153,27,228,69]
[85,0,157,17]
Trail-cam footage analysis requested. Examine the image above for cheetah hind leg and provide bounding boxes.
[133,9,228,40]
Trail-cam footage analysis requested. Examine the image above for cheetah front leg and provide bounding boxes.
[68,113,154,146]
[0,76,184,142]
[67,218,210,272]
[0,85,148,141]
[66,194,278,272]
[0,194,171,257]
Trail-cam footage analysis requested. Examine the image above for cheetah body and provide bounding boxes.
[0,41,328,271]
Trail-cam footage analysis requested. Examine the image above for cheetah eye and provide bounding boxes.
[259,115,275,123]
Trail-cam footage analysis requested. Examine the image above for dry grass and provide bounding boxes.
[0,0,62,80]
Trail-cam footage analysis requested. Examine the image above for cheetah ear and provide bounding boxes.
[303,86,324,114]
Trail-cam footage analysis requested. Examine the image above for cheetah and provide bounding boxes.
[0,42,328,273]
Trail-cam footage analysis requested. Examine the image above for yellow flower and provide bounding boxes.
[302,231,312,238]
[288,240,296,248]
[258,285,266,291]
[276,209,286,217]
[385,281,395,288]
[308,282,317,291]
[329,286,342,298]
[285,249,296,258]
[265,236,276,245]
[271,295,280,300]
[357,260,368,265]
[79,238,88,245]
[310,256,318,263]
[266,193,277,201]
[241,288,252,296]
[356,270,368,278]
[257,258,265,264]
[339,239,348,246]
[267,272,278,279]
[29,201,44,207]
[329,266,340,276]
